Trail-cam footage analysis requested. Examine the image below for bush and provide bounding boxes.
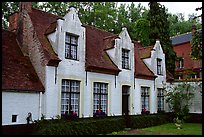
[128,113,170,129]
[34,116,126,135]
[33,113,173,135]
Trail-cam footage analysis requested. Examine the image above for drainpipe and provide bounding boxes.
[39,91,42,120]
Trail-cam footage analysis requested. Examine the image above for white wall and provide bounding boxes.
[46,7,86,119]
[85,72,120,117]
[166,81,202,114]
[134,78,155,114]
[2,91,41,125]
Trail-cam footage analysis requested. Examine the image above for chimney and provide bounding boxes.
[19,2,32,13]
[192,24,196,35]
[8,12,19,32]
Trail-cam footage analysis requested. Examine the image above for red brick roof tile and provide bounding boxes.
[28,8,62,66]
[2,30,44,92]
[134,42,156,80]
[138,45,154,59]
[83,25,121,75]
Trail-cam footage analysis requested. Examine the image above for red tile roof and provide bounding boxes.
[138,45,154,59]
[28,8,62,66]
[83,25,121,75]
[134,42,156,80]
[2,30,44,92]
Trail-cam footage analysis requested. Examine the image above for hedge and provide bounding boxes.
[34,116,126,135]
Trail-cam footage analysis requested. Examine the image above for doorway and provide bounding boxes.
[122,85,130,115]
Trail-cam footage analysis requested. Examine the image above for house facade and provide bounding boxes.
[171,29,202,80]
[3,2,169,125]
[170,28,202,114]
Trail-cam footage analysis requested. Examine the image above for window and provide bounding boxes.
[61,80,80,116]
[12,115,17,122]
[176,73,183,80]
[141,87,150,112]
[93,82,108,114]
[157,58,162,75]
[122,49,130,69]
[157,88,164,112]
[65,33,78,60]
[178,58,184,69]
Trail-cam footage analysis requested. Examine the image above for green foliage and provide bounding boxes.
[34,114,171,135]
[139,123,202,135]
[34,117,126,135]
[165,82,195,121]
[147,2,176,75]
[190,29,202,60]
[135,18,150,47]
[128,114,170,129]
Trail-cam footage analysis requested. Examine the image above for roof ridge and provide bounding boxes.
[31,8,63,19]
[82,24,115,36]
[138,45,154,50]
[170,31,192,38]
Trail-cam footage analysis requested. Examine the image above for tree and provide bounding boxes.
[190,29,202,60]
[2,2,38,29]
[147,2,176,76]
[114,3,129,34]
[190,6,202,60]
[135,18,150,47]
[165,82,194,121]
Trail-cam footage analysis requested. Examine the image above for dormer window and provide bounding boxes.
[122,49,130,69]
[157,58,162,75]
[65,33,78,60]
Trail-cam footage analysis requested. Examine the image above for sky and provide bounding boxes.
[119,2,202,21]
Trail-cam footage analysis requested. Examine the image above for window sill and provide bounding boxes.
[65,57,79,61]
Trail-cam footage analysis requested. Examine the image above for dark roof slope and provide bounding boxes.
[2,30,44,92]
[83,25,121,75]
[171,30,202,45]
[134,42,156,80]
[171,32,192,45]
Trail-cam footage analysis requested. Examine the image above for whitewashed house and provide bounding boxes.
[2,2,170,125]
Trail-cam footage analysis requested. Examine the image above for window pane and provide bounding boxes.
[93,82,108,114]
[157,88,164,111]
[61,80,80,116]
[65,34,78,60]
[122,49,129,69]
[141,87,150,111]
[71,36,77,44]
[65,34,70,43]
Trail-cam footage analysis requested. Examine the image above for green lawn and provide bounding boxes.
[113,123,202,135]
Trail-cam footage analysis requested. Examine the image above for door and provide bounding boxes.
[122,85,130,115]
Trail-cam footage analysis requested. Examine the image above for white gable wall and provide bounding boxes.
[45,7,86,118]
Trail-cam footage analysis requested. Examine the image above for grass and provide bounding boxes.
[112,123,202,135]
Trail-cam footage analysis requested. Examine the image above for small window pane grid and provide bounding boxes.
[65,33,78,60]
[157,88,164,112]
[93,82,108,114]
[61,80,80,116]
[157,58,162,75]
[122,49,130,69]
[141,87,150,112]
